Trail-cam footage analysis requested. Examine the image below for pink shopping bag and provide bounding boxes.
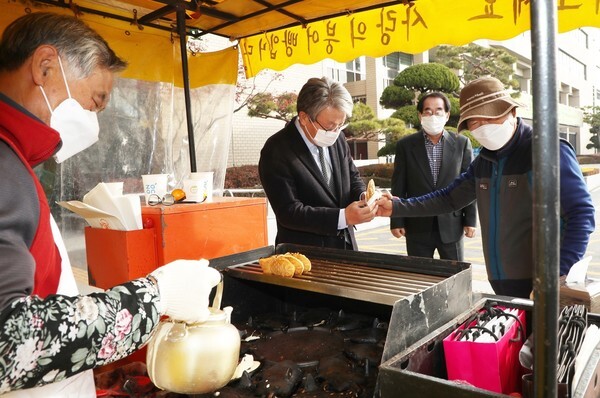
[443,307,526,394]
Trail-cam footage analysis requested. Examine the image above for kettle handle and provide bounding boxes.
[211,277,224,310]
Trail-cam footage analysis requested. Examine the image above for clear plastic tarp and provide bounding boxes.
[42,77,235,266]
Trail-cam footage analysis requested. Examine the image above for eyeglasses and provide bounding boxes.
[147,193,176,206]
[421,109,447,117]
[147,193,207,205]
[312,118,348,133]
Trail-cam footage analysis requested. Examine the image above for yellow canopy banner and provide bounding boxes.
[240,0,600,78]
[176,46,239,88]
[1,1,237,87]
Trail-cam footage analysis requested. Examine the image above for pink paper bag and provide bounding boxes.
[443,308,526,394]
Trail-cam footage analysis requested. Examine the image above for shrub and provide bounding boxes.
[358,164,394,179]
[577,154,600,165]
[357,164,394,188]
[224,164,395,190]
[224,155,600,191]
[225,165,261,188]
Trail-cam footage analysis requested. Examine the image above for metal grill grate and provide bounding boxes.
[226,258,446,306]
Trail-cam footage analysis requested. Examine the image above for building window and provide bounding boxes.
[345,58,364,82]
[570,88,580,108]
[352,95,367,104]
[382,52,413,87]
[559,127,578,151]
[326,57,365,83]
[513,64,531,95]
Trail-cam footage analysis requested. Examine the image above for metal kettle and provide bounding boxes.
[146,280,241,394]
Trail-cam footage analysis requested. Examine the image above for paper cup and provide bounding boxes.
[187,172,213,202]
[142,174,168,204]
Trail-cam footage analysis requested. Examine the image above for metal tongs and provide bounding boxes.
[557,304,588,388]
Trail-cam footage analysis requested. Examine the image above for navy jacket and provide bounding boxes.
[391,118,595,284]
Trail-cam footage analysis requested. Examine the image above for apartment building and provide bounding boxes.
[487,27,600,154]
[226,28,600,167]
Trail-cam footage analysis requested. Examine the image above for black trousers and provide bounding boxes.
[489,278,533,299]
[405,219,464,261]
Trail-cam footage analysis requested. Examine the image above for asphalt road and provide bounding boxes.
[355,186,600,294]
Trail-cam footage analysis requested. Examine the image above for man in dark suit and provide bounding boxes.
[391,92,477,260]
[259,77,377,250]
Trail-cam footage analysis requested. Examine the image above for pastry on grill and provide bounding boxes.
[289,252,311,273]
[269,256,296,277]
[259,252,312,277]
[258,256,276,274]
[281,254,305,275]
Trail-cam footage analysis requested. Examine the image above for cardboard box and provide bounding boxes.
[560,279,600,313]
[84,227,157,289]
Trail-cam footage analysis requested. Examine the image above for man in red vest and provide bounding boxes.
[0,12,220,395]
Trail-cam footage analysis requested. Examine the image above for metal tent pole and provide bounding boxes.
[176,4,197,173]
[530,0,560,396]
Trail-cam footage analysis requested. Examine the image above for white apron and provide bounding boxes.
[2,217,96,397]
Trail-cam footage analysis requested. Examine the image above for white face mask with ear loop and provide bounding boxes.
[39,56,100,163]
[312,127,340,147]
[303,117,341,147]
[421,115,447,136]
[471,117,516,151]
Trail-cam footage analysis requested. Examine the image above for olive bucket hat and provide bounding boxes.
[457,76,524,132]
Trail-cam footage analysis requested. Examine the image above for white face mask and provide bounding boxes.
[39,57,100,163]
[421,115,447,135]
[305,119,341,147]
[313,128,340,147]
[471,118,516,151]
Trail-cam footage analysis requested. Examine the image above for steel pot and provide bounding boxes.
[146,281,241,394]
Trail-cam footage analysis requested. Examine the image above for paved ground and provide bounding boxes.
[354,184,600,294]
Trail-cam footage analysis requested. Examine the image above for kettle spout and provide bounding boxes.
[223,306,233,323]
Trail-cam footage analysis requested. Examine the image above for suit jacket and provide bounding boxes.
[390,130,477,243]
[259,117,365,249]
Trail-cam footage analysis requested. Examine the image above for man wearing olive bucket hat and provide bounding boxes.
[377,76,595,298]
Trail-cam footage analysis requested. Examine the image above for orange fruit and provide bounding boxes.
[171,188,186,202]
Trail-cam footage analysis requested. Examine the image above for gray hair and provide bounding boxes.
[297,76,353,120]
[0,12,126,78]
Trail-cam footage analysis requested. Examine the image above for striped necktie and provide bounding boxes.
[317,146,333,191]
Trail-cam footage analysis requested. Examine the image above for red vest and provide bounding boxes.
[0,99,62,297]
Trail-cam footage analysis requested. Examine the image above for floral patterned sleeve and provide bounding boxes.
[0,277,161,393]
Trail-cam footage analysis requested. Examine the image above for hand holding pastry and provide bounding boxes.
[361,179,382,206]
